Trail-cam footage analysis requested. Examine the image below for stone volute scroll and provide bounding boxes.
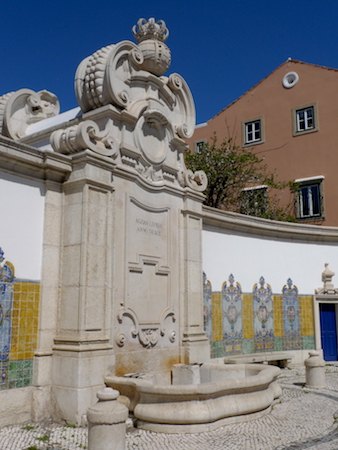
[0,89,60,139]
[50,120,118,157]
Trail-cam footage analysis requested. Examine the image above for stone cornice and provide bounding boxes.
[202,205,338,243]
[0,135,72,182]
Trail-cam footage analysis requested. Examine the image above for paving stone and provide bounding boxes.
[1,366,338,450]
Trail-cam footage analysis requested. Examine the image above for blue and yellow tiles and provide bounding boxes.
[203,272,316,359]
[253,277,274,352]
[0,247,40,390]
[222,274,243,355]
[0,249,15,388]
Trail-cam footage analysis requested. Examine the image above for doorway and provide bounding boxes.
[320,303,338,361]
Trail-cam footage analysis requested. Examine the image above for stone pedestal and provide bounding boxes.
[87,387,128,450]
[305,350,326,389]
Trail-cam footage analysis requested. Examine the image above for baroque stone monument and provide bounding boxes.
[0,18,208,423]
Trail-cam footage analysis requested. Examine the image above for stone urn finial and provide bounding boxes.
[316,263,338,294]
[322,263,335,293]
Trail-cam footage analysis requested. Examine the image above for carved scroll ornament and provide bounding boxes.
[116,306,176,348]
[0,89,60,140]
[50,120,117,157]
[180,169,208,192]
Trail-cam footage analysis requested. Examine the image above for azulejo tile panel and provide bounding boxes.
[203,272,315,359]
[282,279,301,350]
[0,247,40,391]
[253,277,274,352]
[0,249,15,388]
[222,274,243,355]
[203,273,212,341]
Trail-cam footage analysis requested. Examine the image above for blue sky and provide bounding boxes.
[1,0,338,124]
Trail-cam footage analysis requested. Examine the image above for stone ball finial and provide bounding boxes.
[132,18,171,76]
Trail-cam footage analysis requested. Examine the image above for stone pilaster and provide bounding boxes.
[52,151,115,424]
[180,192,210,364]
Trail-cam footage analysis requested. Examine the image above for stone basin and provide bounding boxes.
[105,363,282,433]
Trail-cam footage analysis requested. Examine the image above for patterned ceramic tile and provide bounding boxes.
[206,272,318,360]
[203,273,212,340]
[212,292,222,342]
[253,277,274,352]
[243,338,254,354]
[0,247,40,390]
[222,274,243,355]
[0,249,15,387]
[274,336,284,351]
[274,295,283,337]
[303,335,315,349]
[300,296,315,336]
[282,279,302,350]
[242,294,254,339]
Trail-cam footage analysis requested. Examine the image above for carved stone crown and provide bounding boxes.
[132,18,169,43]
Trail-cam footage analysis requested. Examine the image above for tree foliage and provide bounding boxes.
[185,135,297,222]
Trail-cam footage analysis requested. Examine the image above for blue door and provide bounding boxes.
[320,303,338,361]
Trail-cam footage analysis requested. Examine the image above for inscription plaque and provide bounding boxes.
[126,197,170,324]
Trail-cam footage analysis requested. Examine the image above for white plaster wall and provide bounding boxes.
[0,171,45,280]
[203,229,338,294]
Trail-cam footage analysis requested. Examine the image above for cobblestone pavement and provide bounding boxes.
[1,365,338,450]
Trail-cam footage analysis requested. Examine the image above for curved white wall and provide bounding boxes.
[202,209,338,294]
[0,171,45,280]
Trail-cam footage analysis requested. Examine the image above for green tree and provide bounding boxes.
[185,135,297,222]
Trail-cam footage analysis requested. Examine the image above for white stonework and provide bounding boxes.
[0,89,59,140]
[0,17,208,424]
[106,363,281,433]
[305,351,326,388]
[87,388,128,450]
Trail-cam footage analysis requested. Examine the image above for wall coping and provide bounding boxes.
[0,135,72,183]
[202,205,338,244]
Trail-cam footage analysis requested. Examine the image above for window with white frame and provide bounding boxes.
[295,176,324,220]
[292,103,318,135]
[240,185,268,217]
[242,117,264,146]
[245,120,261,143]
[194,140,206,153]
[297,106,314,131]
